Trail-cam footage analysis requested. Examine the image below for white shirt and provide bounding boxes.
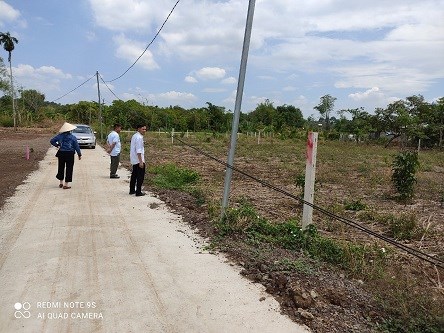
[130,132,145,165]
[107,130,121,156]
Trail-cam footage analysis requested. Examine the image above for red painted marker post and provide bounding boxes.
[25,145,30,160]
[302,132,318,229]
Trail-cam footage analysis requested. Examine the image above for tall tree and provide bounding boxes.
[248,99,276,129]
[275,104,304,131]
[206,102,227,132]
[314,94,336,130]
[0,32,19,130]
[18,89,46,122]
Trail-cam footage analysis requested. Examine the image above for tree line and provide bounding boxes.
[1,62,443,148]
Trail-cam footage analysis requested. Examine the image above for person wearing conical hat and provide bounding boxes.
[50,122,82,189]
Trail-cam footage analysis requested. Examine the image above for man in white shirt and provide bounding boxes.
[106,123,122,179]
[129,124,147,196]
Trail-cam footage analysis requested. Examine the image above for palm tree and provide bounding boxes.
[0,32,19,130]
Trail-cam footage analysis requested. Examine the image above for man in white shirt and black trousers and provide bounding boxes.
[106,123,122,179]
[129,124,147,196]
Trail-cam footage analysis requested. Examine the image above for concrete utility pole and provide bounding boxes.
[302,132,318,229]
[9,61,16,131]
[96,71,103,140]
[221,0,256,218]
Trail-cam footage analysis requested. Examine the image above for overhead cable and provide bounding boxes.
[175,137,444,269]
[99,73,122,101]
[51,74,96,103]
[106,0,181,83]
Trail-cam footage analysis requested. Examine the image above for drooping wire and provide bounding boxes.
[51,74,96,103]
[174,136,444,269]
[99,73,122,101]
[106,0,181,83]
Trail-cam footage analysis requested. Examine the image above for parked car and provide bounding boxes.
[72,124,96,149]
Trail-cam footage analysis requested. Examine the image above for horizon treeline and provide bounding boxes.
[0,87,443,148]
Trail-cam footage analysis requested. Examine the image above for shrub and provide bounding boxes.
[344,199,367,211]
[386,213,423,241]
[149,163,199,190]
[0,115,14,127]
[391,151,420,202]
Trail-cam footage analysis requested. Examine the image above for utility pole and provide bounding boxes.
[221,0,256,218]
[96,71,103,140]
[9,61,16,131]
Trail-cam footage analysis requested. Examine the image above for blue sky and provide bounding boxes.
[1,0,443,118]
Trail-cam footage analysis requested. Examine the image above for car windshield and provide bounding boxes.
[73,126,92,134]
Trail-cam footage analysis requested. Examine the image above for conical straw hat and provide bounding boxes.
[59,122,77,133]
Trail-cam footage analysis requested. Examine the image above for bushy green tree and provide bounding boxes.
[391,151,420,202]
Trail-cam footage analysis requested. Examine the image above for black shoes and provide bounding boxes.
[110,174,120,179]
[129,190,145,196]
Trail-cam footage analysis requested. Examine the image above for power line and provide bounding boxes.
[106,0,181,83]
[98,73,122,101]
[174,136,444,269]
[51,74,96,103]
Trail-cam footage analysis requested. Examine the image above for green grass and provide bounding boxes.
[149,163,199,190]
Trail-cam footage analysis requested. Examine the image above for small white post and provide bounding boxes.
[171,128,174,144]
[257,131,260,144]
[302,132,318,229]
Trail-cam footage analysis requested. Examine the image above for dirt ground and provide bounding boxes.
[1,127,443,333]
[0,127,52,209]
[145,135,444,333]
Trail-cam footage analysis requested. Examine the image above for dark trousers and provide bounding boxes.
[130,163,145,194]
[110,154,120,176]
[56,151,75,182]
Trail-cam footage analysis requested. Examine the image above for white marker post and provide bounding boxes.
[302,132,318,229]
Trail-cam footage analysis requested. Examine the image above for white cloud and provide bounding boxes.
[14,64,72,80]
[221,76,236,84]
[196,67,226,80]
[185,75,197,83]
[249,95,269,107]
[0,2,21,26]
[113,34,159,70]
[157,91,197,104]
[12,64,73,95]
[223,90,237,106]
[89,0,168,32]
[348,87,384,101]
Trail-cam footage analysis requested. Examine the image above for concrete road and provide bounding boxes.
[0,146,310,333]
